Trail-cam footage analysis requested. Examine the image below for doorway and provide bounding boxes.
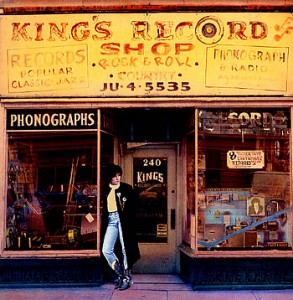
[123,146,178,273]
[110,108,192,273]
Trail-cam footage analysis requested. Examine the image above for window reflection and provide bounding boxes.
[6,131,98,250]
[197,109,291,250]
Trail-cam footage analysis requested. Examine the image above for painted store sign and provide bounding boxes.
[0,13,292,98]
[6,109,97,131]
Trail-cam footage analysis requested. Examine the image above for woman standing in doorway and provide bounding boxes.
[101,164,140,291]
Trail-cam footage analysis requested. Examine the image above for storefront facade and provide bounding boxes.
[0,0,293,289]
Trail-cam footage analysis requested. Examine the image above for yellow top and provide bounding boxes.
[107,184,120,212]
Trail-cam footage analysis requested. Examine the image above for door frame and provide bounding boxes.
[121,143,181,273]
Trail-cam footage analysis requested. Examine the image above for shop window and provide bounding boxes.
[196,109,291,250]
[6,110,103,251]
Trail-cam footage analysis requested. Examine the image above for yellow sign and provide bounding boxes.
[206,45,288,91]
[0,12,292,98]
[227,150,265,169]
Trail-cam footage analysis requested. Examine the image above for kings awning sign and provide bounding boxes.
[0,12,292,98]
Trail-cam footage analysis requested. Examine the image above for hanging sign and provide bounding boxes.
[6,109,97,131]
[227,150,265,169]
[0,12,292,98]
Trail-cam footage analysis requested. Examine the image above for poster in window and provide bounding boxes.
[247,196,265,216]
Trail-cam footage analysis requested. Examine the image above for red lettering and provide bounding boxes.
[175,43,194,54]
[48,23,68,41]
[151,42,171,55]
[155,22,174,40]
[175,22,193,39]
[35,23,44,41]
[93,21,112,40]
[100,43,120,55]
[227,21,248,40]
[131,21,151,40]
[124,43,144,55]
[154,57,164,66]
[250,21,268,39]
[71,22,90,41]
[11,23,32,41]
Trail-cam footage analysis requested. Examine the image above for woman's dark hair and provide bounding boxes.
[251,197,260,205]
[105,164,123,181]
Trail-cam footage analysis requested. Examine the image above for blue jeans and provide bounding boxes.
[102,212,128,270]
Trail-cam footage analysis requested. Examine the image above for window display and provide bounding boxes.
[5,109,104,251]
[194,109,291,250]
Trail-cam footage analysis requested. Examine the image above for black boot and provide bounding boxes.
[124,269,133,286]
[118,276,131,291]
[112,260,123,289]
[118,268,132,291]
[114,276,123,289]
[112,261,132,291]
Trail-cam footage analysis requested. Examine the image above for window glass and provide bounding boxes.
[197,109,291,250]
[6,110,100,251]
[134,157,168,243]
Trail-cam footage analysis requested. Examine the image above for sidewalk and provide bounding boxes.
[0,274,292,300]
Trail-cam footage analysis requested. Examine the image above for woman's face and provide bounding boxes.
[111,173,121,185]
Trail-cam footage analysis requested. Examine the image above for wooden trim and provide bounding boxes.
[1,249,100,258]
[0,104,5,255]
[179,244,293,258]
[1,97,293,108]
[96,109,101,257]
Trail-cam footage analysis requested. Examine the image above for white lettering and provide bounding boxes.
[9,112,96,129]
